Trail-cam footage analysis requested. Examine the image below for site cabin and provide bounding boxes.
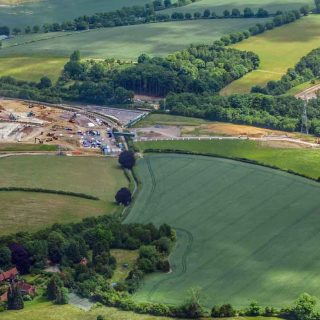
[0,267,36,302]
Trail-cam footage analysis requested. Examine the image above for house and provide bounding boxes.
[18,282,36,296]
[0,267,36,302]
[0,267,18,282]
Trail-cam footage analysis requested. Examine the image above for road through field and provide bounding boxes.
[126,154,320,308]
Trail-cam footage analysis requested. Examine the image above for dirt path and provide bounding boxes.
[135,136,320,148]
[295,84,320,100]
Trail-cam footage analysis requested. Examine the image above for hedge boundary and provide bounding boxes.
[141,148,320,183]
[0,187,99,200]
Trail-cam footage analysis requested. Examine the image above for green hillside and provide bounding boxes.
[0,18,268,81]
[126,154,320,308]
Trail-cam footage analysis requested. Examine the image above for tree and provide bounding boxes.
[7,284,24,310]
[0,26,10,36]
[223,9,230,17]
[246,301,261,316]
[118,150,135,169]
[115,187,132,206]
[181,288,204,318]
[291,293,317,320]
[244,7,254,17]
[231,8,241,17]
[203,9,211,18]
[12,28,21,35]
[46,274,63,301]
[10,243,30,274]
[47,231,65,263]
[0,246,11,270]
[25,26,31,34]
[32,25,40,33]
[315,0,320,13]
[54,287,69,305]
[38,76,52,89]
[164,0,172,8]
[70,50,81,62]
[300,5,310,15]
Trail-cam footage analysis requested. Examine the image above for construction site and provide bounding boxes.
[0,99,125,154]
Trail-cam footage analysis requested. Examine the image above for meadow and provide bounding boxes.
[0,0,150,28]
[162,0,312,15]
[0,18,268,81]
[0,155,127,234]
[0,302,177,320]
[221,15,320,95]
[135,139,320,180]
[126,153,320,308]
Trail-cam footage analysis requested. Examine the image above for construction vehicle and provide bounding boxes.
[9,113,17,121]
[34,137,44,144]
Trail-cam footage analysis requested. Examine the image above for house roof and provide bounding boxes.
[0,267,18,282]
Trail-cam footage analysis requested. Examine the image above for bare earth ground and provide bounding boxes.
[134,121,319,148]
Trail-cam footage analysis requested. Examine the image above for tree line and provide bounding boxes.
[163,92,320,135]
[0,1,303,37]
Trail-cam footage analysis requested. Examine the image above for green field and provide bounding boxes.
[221,15,320,95]
[0,18,268,81]
[0,143,58,152]
[0,0,150,28]
[0,155,127,235]
[162,0,312,15]
[133,114,210,128]
[135,140,320,180]
[126,153,320,308]
[0,302,176,320]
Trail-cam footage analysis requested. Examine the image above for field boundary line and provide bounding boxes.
[0,187,99,200]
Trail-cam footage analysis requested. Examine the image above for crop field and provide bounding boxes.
[0,0,150,28]
[221,15,320,95]
[135,140,320,180]
[126,154,320,308]
[162,0,312,15]
[0,18,268,81]
[0,155,127,235]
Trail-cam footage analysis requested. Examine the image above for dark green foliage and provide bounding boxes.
[115,188,132,206]
[7,284,24,310]
[180,289,204,318]
[10,243,30,274]
[54,287,69,305]
[47,274,63,301]
[246,301,262,316]
[119,151,136,170]
[164,92,310,133]
[211,304,236,317]
[0,246,11,270]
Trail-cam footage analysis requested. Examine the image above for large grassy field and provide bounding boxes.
[135,140,320,180]
[0,155,127,235]
[162,0,312,15]
[0,0,150,28]
[0,18,268,81]
[126,153,320,308]
[221,15,320,95]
